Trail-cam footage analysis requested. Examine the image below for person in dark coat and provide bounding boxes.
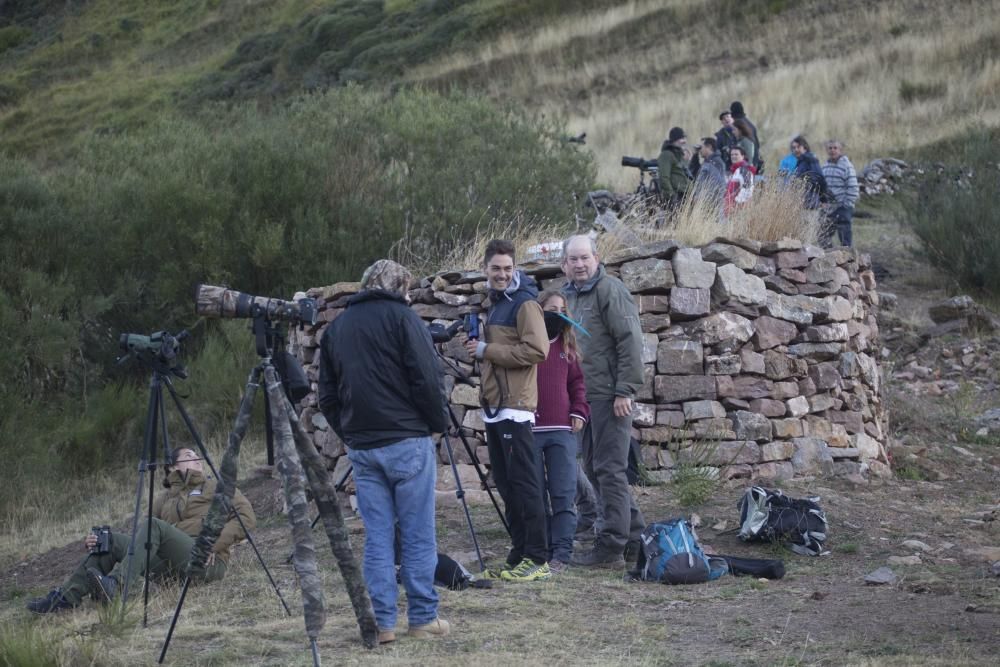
[657,126,692,209]
[790,135,828,210]
[319,259,450,643]
[715,110,738,169]
[730,101,763,172]
[693,136,728,207]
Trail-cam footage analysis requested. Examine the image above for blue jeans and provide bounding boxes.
[533,430,578,563]
[347,437,438,630]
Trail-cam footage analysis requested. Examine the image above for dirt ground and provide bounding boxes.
[2,205,999,666]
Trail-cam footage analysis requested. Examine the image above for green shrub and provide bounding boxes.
[903,129,1000,297]
[0,87,593,477]
[899,79,947,104]
[0,25,32,53]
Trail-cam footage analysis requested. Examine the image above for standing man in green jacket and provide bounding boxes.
[657,126,692,210]
[561,235,646,568]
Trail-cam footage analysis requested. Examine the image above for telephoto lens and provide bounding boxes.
[195,284,317,325]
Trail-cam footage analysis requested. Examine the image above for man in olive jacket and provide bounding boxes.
[657,126,692,209]
[465,239,550,582]
[27,447,255,613]
[561,235,646,568]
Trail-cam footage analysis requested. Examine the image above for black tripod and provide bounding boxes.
[158,312,377,666]
[118,333,287,629]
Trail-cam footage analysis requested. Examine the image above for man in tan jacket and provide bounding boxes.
[465,239,550,582]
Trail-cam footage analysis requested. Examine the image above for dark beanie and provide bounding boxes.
[668,126,686,143]
[730,101,746,117]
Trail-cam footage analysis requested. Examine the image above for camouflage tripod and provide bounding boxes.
[159,325,378,665]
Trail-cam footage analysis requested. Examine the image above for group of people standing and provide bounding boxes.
[317,235,647,643]
[656,100,860,247]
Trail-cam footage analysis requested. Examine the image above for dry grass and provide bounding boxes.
[408,0,1000,190]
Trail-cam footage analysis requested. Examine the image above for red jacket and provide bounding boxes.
[725,160,757,214]
[533,335,590,431]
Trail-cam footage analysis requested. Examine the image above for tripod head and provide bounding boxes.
[118,330,190,378]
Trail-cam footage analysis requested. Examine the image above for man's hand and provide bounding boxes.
[613,396,633,418]
[206,552,217,567]
[571,416,585,433]
[83,533,98,551]
[463,338,480,358]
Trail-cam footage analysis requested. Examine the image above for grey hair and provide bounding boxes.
[562,234,598,258]
[826,139,845,149]
[360,259,412,297]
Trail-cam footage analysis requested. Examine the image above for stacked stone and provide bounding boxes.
[291,236,888,489]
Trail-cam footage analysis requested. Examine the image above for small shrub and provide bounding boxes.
[0,25,31,53]
[888,23,908,37]
[0,620,63,667]
[899,79,947,104]
[903,129,1000,297]
[668,437,723,507]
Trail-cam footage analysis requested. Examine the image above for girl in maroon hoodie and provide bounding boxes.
[534,290,590,572]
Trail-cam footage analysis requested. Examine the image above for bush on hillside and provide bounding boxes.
[903,130,1000,298]
[0,86,592,472]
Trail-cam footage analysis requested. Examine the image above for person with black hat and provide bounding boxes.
[656,126,693,211]
[715,111,738,169]
[730,101,763,172]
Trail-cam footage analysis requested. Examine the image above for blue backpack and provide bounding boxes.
[636,518,727,585]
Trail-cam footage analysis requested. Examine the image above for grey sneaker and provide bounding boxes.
[570,547,626,569]
[549,559,570,574]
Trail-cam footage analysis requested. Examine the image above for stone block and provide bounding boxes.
[713,263,767,306]
[790,437,835,475]
[798,377,817,397]
[753,315,800,350]
[655,374,717,403]
[760,441,795,461]
[809,362,842,391]
[749,398,787,417]
[451,383,481,407]
[641,313,673,332]
[718,376,774,399]
[437,463,484,491]
[771,418,805,439]
[772,381,800,399]
[801,323,850,342]
[764,293,826,325]
[853,432,881,459]
[722,464,754,480]
[670,287,711,320]
[691,418,736,440]
[764,274,799,295]
[755,461,795,480]
[633,402,656,427]
[808,393,837,413]
[677,440,760,466]
[462,409,485,432]
[752,255,777,277]
[637,365,655,401]
[721,397,750,411]
[760,238,804,254]
[700,242,758,270]
[786,396,809,417]
[656,409,686,427]
[732,410,772,441]
[829,447,860,459]
[637,295,671,314]
[804,254,839,283]
[689,312,755,345]
[683,400,726,421]
[641,333,659,364]
[672,247,717,288]
[740,347,765,374]
[787,342,842,361]
[763,350,796,380]
[705,354,741,375]
[774,249,809,269]
[657,339,703,375]
[621,258,674,293]
[822,295,853,321]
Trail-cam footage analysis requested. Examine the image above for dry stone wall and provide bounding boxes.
[290,237,889,491]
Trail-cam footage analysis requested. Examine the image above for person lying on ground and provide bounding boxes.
[26,447,255,614]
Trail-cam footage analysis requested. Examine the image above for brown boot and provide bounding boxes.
[407,618,451,639]
[377,628,396,644]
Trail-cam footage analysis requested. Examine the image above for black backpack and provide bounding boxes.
[738,486,828,556]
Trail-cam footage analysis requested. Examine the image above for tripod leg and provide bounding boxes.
[122,373,159,613]
[265,366,326,649]
[441,434,486,572]
[267,366,377,649]
[448,406,510,537]
[163,371,291,616]
[157,576,190,664]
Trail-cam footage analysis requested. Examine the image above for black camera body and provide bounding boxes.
[621,156,659,172]
[90,525,112,555]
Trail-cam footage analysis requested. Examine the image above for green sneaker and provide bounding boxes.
[500,558,551,582]
[478,564,511,580]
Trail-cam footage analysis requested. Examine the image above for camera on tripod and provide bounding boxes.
[427,314,480,344]
[89,525,112,555]
[119,330,189,377]
[621,155,658,172]
[194,284,318,326]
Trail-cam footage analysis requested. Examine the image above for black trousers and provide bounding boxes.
[486,419,548,564]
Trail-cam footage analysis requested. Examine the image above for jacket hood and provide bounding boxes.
[660,143,685,156]
[347,289,409,307]
[488,269,538,302]
[166,468,207,489]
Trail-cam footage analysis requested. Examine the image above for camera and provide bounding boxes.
[119,330,189,377]
[464,313,480,340]
[195,284,318,326]
[90,526,112,555]
[621,156,658,172]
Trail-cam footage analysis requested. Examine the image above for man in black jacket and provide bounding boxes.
[319,259,450,644]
